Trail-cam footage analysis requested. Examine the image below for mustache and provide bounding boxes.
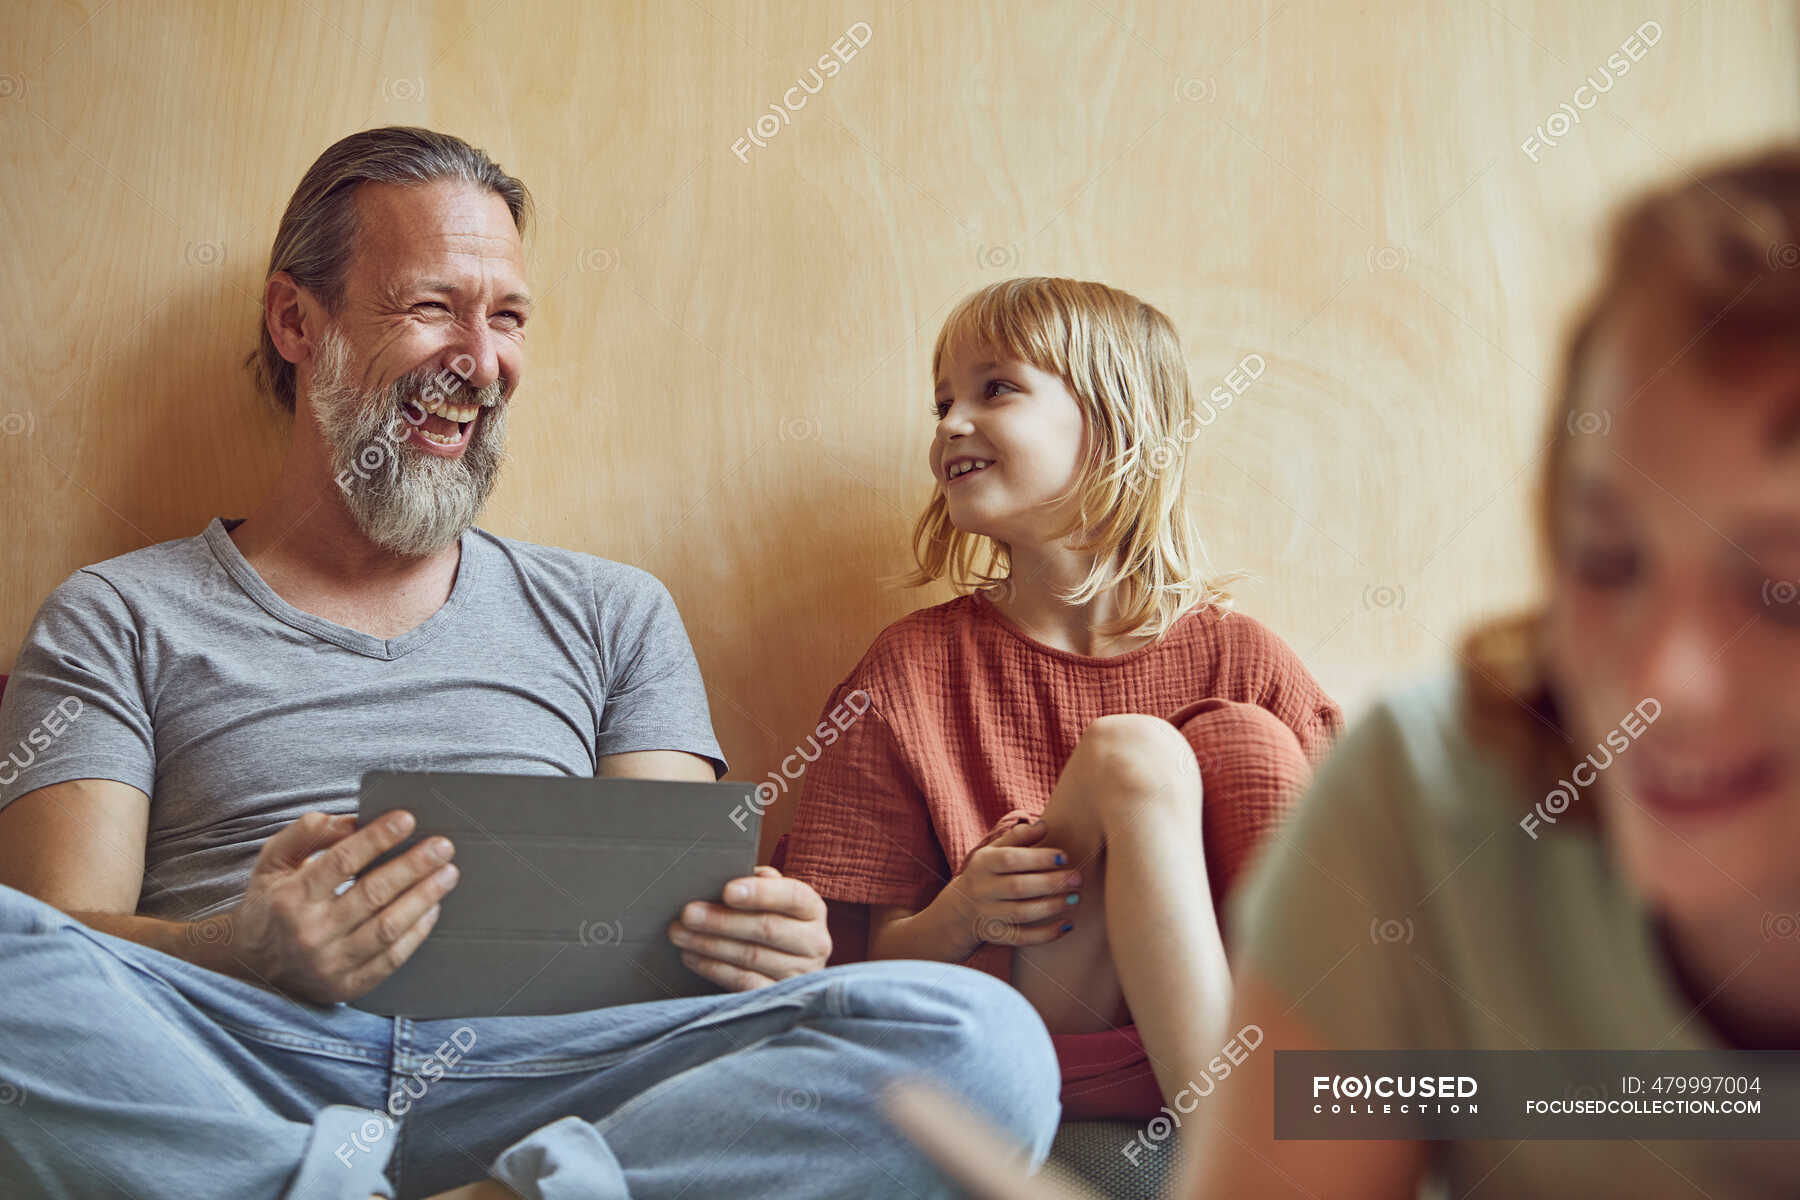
[313,335,512,558]
[386,364,508,414]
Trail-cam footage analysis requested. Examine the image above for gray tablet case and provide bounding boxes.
[351,770,761,1019]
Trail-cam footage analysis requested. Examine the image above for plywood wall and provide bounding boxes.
[4,1,1796,856]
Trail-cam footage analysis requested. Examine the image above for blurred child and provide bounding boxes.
[1186,140,1800,1200]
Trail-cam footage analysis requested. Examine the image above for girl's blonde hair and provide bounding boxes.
[1461,144,1800,821]
[898,276,1241,642]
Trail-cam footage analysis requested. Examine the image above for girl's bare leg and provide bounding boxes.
[1008,713,1232,1104]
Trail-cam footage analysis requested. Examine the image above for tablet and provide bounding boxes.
[350,770,761,1019]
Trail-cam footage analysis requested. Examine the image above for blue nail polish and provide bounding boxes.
[1060,922,1074,933]
[1054,853,1065,866]
[1066,893,1080,905]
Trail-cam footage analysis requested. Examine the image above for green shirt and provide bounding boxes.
[1227,670,1795,1197]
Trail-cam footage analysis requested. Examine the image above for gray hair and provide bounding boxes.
[246,126,533,413]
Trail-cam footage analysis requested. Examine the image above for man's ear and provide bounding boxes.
[264,271,320,367]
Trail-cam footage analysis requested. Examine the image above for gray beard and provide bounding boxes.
[306,326,509,558]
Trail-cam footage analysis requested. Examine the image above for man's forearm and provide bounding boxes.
[66,909,255,982]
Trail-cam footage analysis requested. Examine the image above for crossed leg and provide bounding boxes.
[0,883,1061,1200]
[1008,704,1313,1105]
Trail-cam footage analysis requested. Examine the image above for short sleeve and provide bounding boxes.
[593,569,727,778]
[1247,619,1344,765]
[781,681,950,913]
[0,570,156,810]
[1223,696,1431,1051]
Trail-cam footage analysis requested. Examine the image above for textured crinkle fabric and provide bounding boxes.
[1169,696,1317,925]
[1052,1024,1165,1121]
[782,591,1338,1118]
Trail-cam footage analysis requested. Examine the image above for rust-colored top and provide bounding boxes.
[783,590,1342,982]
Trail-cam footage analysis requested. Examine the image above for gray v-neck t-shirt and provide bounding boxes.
[0,517,728,920]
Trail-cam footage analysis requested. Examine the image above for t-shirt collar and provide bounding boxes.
[201,516,478,661]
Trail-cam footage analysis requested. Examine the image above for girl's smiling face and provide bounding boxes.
[1543,288,1800,920]
[930,343,1088,548]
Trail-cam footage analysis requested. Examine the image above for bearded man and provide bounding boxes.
[0,126,1058,1200]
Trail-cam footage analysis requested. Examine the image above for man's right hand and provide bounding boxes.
[225,810,459,1004]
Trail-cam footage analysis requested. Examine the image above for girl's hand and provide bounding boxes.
[932,819,1083,958]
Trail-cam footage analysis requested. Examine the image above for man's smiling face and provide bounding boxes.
[303,178,532,556]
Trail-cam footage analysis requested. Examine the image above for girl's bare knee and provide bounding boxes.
[1070,714,1201,814]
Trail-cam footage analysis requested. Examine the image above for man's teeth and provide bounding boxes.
[948,459,993,479]
[415,425,464,445]
[407,393,481,423]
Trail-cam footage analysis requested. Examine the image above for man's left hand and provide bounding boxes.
[667,865,832,989]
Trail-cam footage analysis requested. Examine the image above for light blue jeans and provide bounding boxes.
[0,884,1060,1198]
